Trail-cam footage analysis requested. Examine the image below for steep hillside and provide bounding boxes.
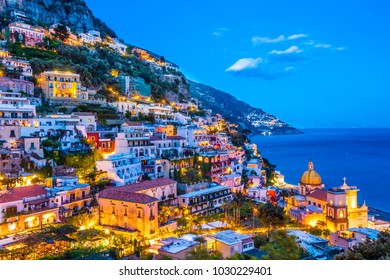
[0,0,116,37]
[0,0,298,134]
[189,80,301,135]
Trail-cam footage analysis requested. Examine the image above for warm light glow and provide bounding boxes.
[308,220,318,227]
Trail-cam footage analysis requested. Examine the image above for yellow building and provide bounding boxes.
[288,161,368,232]
[0,185,59,237]
[340,178,368,228]
[39,71,87,102]
[98,187,158,237]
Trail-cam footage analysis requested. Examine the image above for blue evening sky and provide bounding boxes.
[85,0,390,128]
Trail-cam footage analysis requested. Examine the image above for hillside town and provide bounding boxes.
[0,15,389,261]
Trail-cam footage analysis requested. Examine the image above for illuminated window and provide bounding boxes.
[339,200,343,206]
[330,200,333,205]
[340,210,344,218]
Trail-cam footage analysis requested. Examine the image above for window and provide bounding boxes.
[137,209,141,218]
[124,208,127,216]
[339,210,344,218]
[6,206,17,215]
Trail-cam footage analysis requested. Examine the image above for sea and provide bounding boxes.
[252,128,390,213]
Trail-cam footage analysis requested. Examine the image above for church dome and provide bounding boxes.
[300,161,322,186]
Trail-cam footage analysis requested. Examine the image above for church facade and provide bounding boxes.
[287,161,368,232]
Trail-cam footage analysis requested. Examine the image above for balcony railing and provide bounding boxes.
[62,195,92,205]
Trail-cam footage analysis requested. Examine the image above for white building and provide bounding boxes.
[175,112,191,125]
[108,38,127,54]
[248,185,268,203]
[79,30,102,44]
[178,185,233,215]
[208,230,255,258]
[0,91,36,127]
[96,153,142,186]
[245,158,262,176]
[20,113,95,138]
[177,125,209,148]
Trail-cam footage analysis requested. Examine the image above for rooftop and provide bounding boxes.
[98,188,157,204]
[348,227,380,239]
[179,185,229,198]
[213,230,252,245]
[288,230,328,245]
[0,185,47,203]
[121,178,176,192]
[307,188,327,202]
[158,237,199,254]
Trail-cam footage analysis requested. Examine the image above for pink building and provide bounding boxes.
[9,22,46,47]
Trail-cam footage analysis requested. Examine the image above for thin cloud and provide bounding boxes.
[226,57,294,80]
[252,33,308,45]
[228,33,345,80]
[269,46,303,55]
[315,43,332,48]
[212,27,231,37]
[226,57,263,72]
[252,35,285,45]
[288,34,308,40]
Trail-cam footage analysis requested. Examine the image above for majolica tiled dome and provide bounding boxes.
[300,161,322,185]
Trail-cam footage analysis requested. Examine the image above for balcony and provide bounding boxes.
[62,195,92,205]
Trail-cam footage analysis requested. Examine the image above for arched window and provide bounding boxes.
[339,210,344,218]
[329,208,333,217]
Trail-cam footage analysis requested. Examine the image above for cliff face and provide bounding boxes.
[0,0,116,37]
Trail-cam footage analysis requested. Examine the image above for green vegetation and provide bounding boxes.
[186,248,223,260]
[255,230,305,260]
[335,230,390,260]
[307,227,331,239]
[262,158,277,186]
[256,203,289,229]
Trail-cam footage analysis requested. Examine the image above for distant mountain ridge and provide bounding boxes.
[189,80,301,135]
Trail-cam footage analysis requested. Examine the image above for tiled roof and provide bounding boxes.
[307,189,327,202]
[0,185,47,204]
[98,188,157,204]
[121,178,177,192]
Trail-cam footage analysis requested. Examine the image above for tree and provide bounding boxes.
[256,203,288,229]
[186,248,223,260]
[262,157,277,186]
[260,230,303,260]
[335,230,390,260]
[253,233,268,248]
[64,153,96,182]
[226,253,258,260]
[53,24,70,42]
